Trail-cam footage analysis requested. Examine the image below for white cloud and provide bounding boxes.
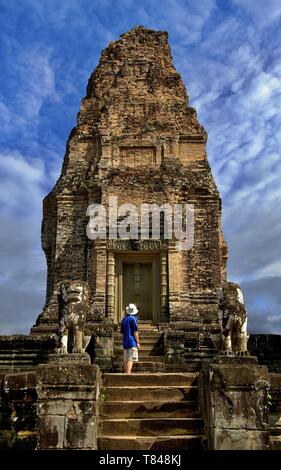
[0,149,47,334]
[14,47,59,116]
[0,45,59,156]
[233,0,281,28]
[0,150,46,215]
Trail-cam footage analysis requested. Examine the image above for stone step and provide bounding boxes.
[0,349,45,354]
[100,400,199,418]
[130,362,166,372]
[114,354,164,362]
[165,363,202,372]
[114,337,163,344]
[98,435,205,450]
[104,386,198,401]
[103,372,198,387]
[0,359,41,364]
[115,333,163,339]
[0,365,36,371]
[100,417,203,436]
[0,353,45,359]
[112,361,165,373]
[269,413,281,427]
[114,346,164,355]
[136,327,159,330]
[115,332,162,339]
[270,436,281,450]
[114,338,164,348]
[184,351,215,358]
[269,427,281,437]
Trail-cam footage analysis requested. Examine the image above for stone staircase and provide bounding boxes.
[113,325,165,372]
[0,336,55,372]
[98,372,206,450]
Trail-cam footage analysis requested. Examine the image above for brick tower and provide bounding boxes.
[32,26,227,351]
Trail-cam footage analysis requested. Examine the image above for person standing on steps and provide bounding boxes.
[121,303,141,374]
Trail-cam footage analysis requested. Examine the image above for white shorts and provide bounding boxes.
[124,347,138,362]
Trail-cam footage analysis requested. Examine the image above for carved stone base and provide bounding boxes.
[199,361,270,449]
[47,353,90,364]
[37,363,100,449]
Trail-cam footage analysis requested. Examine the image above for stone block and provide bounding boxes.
[38,399,97,417]
[38,388,96,401]
[94,357,112,370]
[95,348,113,358]
[36,362,101,449]
[3,371,36,392]
[65,415,97,449]
[212,429,270,450]
[37,415,65,449]
[47,353,90,364]
[199,360,271,450]
[98,337,114,348]
[37,363,100,387]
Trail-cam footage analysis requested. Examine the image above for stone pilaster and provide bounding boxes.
[106,251,115,320]
[160,251,168,321]
[167,240,182,321]
[92,240,107,320]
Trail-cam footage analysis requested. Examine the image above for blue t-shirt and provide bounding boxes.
[121,315,138,349]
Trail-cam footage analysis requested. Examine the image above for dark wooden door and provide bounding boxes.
[123,262,153,320]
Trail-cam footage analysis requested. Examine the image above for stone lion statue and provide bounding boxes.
[57,280,91,354]
[212,282,249,355]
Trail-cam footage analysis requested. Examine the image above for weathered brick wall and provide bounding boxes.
[178,141,206,163]
[55,195,88,284]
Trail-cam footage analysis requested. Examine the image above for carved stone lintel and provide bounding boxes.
[106,239,168,251]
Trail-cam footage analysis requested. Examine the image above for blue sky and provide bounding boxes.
[0,0,281,334]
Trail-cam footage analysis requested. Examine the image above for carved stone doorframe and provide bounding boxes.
[105,251,168,324]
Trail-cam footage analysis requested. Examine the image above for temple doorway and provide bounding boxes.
[115,253,160,323]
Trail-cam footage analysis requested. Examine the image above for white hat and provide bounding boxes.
[126,303,138,315]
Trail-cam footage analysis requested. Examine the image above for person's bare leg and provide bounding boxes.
[124,360,133,374]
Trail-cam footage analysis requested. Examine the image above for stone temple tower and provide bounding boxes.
[2,27,275,452]
[32,26,228,351]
